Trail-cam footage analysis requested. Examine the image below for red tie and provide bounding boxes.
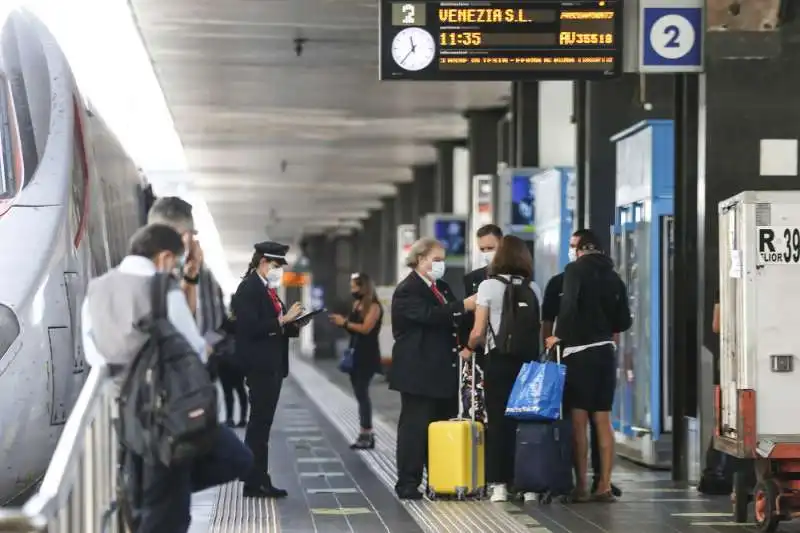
[431,284,445,304]
[267,288,282,315]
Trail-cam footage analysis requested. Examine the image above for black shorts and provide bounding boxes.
[563,343,616,412]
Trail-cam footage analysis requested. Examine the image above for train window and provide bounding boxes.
[0,75,23,216]
[71,98,89,247]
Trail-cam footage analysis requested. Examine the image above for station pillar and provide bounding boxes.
[395,181,416,226]
[510,81,540,167]
[380,197,397,286]
[465,107,506,210]
[412,163,437,221]
[433,140,461,213]
[303,234,337,358]
[576,74,674,250]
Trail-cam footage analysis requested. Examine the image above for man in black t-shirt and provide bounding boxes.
[541,229,621,498]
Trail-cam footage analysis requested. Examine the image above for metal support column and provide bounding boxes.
[574,81,588,230]
[511,81,540,168]
[433,140,461,213]
[380,197,396,286]
[412,163,437,220]
[465,107,506,210]
[671,73,700,482]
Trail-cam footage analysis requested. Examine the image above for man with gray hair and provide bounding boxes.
[147,196,226,336]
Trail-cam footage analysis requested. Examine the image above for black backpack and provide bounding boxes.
[116,274,219,466]
[489,275,540,361]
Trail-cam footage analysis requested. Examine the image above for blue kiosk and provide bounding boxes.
[610,120,674,469]
[532,167,576,290]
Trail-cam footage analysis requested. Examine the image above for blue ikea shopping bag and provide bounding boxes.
[505,356,567,421]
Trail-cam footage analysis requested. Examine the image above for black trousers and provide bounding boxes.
[244,372,283,487]
[350,372,374,430]
[484,356,523,485]
[124,426,254,533]
[396,393,457,491]
[219,362,248,423]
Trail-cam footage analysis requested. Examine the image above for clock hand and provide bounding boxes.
[409,36,416,52]
[399,48,414,65]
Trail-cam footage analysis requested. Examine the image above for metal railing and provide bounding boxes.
[0,365,120,532]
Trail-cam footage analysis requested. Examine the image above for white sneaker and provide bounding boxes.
[522,492,537,503]
[490,483,508,502]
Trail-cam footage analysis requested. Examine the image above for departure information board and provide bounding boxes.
[379,1,622,81]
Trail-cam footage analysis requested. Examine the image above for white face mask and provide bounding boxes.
[429,260,446,280]
[266,267,284,287]
[481,250,496,267]
[568,247,577,262]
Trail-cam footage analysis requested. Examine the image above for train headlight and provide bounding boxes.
[0,303,20,359]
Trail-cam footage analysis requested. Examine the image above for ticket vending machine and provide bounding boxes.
[421,213,468,299]
[532,167,576,290]
[497,168,539,262]
[396,224,417,283]
[469,174,495,270]
[610,120,675,469]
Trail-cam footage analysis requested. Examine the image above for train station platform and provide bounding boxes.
[187,354,758,533]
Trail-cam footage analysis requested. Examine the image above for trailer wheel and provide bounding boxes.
[754,480,780,533]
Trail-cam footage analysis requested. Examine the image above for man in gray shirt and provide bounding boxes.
[82,224,252,533]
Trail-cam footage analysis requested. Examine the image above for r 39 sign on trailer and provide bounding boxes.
[757,227,800,264]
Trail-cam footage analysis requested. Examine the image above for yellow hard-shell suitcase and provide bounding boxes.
[427,355,486,500]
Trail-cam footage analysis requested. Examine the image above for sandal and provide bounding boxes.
[591,490,617,503]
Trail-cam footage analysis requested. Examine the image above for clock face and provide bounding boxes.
[391,27,436,72]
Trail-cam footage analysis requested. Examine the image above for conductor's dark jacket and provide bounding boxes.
[389,272,465,399]
[232,272,299,377]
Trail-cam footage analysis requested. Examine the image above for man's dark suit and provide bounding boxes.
[389,271,465,495]
[233,272,299,488]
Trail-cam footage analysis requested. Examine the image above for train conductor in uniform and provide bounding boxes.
[390,237,477,500]
[233,241,310,498]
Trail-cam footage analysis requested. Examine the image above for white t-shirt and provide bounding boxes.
[476,275,543,350]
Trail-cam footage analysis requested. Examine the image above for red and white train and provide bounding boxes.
[0,10,147,502]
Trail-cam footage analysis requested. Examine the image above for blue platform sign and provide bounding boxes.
[640,0,704,73]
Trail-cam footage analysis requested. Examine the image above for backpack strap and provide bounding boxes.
[150,273,172,320]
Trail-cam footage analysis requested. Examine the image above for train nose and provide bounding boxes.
[0,304,20,360]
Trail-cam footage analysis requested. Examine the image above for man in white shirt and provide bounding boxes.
[82,224,252,533]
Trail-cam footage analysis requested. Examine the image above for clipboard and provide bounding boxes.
[286,307,327,324]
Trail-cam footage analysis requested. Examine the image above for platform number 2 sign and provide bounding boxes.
[649,14,696,60]
[758,227,800,264]
[402,4,416,24]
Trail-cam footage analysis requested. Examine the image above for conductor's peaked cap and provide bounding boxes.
[255,241,289,265]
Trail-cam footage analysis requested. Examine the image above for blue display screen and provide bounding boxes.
[433,219,466,257]
[510,175,535,232]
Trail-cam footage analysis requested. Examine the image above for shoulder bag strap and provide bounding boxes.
[150,273,171,320]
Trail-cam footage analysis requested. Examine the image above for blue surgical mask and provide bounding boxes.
[430,261,446,280]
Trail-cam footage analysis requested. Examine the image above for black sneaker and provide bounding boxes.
[350,433,375,450]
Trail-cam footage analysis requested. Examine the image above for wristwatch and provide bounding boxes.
[183,273,200,285]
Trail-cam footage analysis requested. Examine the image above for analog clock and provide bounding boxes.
[391,27,436,72]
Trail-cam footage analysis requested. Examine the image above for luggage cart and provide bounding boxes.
[716,191,800,532]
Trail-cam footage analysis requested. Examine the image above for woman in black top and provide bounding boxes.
[330,273,384,449]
